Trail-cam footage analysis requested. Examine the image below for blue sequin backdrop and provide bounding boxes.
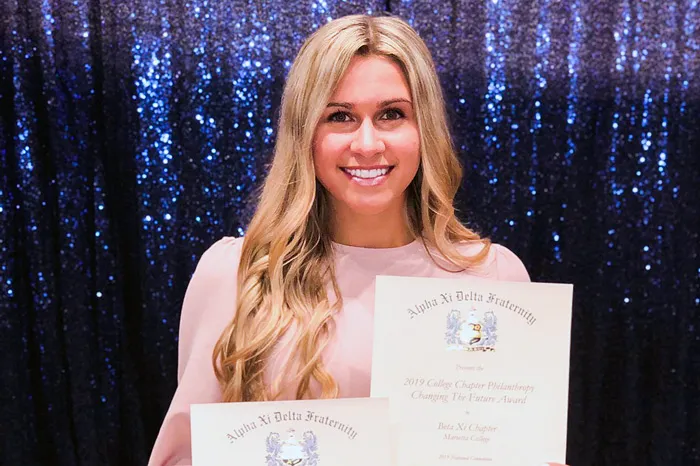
[0,0,698,464]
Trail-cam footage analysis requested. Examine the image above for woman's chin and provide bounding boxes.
[337,191,405,216]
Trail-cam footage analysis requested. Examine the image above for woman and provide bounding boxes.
[149,14,567,466]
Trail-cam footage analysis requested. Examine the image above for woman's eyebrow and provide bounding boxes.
[326,98,413,109]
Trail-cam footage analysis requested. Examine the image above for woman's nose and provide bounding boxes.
[350,118,385,156]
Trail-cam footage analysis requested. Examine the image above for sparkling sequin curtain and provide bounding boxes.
[0,0,698,464]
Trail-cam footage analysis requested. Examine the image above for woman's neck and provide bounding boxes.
[330,205,415,249]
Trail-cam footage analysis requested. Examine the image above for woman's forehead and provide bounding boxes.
[329,56,411,105]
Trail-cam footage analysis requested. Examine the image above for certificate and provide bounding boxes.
[370,275,573,465]
[191,397,392,465]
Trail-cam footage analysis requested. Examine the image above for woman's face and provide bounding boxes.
[312,55,420,219]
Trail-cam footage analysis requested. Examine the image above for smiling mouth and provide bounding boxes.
[340,166,394,179]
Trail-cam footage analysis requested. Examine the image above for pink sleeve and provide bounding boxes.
[493,244,531,282]
[148,236,243,466]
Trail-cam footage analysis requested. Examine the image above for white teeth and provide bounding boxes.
[345,167,390,179]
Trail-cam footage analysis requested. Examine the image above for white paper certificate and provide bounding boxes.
[191,397,392,466]
[370,275,573,466]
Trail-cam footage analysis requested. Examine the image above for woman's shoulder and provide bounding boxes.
[192,235,245,281]
[453,240,531,282]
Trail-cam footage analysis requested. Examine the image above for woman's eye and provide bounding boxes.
[326,108,405,124]
[328,111,351,123]
[381,108,405,120]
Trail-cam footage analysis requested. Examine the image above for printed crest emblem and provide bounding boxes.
[445,307,497,352]
[266,428,319,466]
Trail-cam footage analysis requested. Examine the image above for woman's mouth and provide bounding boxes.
[340,166,394,187]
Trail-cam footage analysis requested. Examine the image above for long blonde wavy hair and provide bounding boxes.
[212,14,491,402]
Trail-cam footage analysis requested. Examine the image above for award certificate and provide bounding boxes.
[191,397,392,465]
[370,275,573,465]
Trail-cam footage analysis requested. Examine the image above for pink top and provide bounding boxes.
[148,236,530,465]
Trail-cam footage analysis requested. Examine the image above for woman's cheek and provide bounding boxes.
[317,134,351,160]
[387,130,420,159]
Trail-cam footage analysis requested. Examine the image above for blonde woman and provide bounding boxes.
[149,14,568,466]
